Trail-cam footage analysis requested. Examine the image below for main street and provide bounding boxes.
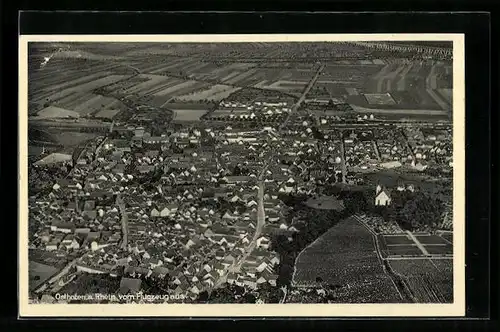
[213,180,265,289]
[213,65,326,289]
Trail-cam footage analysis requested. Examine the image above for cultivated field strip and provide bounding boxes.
[153,80,206,97]
[142,78,185,96]
[121,75,172,95]
[224,68,260,85]
[176,84,242,101]
[33,75,127,104]
[54,92,94,110]
[34,72,112,93]
[73,95,117,115]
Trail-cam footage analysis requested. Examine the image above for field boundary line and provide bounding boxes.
[406,231,430,256]
[290,216,338,286]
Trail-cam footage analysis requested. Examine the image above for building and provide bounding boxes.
[374,185,392,206]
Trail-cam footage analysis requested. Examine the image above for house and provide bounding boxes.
[247,200,258,208]
[242,275,258,289]
[375,185,392,206]
[151,208,160,217]
[256,261,269,273]
[256,236,271,249]
[226,272,237,284]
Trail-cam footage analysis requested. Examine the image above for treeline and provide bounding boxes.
[370,190,446,231]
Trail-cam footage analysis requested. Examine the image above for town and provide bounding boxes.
[27,41,454,304]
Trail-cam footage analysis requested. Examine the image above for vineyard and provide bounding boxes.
[389,258,453,303]
[293,217,400,301]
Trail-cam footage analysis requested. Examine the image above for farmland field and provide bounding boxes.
[55,132,100,146]
[377,234,431,258]
[153,80,207,97]
[94,108,121,119]
[121,74,172,95]
[176,84,241,101]
[389,258,453,303]
[386,246,424,256]
[170,109,209,121]
[383,235,415,245]
[34,106,80,119]
[293,217,400,302]
[415,234,449,245]
[440,233,453,244]
[349,104,448,117]
[32,75,128,106]
[424,245,453,255]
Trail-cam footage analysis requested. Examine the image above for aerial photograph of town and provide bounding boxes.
[26,40,454,305]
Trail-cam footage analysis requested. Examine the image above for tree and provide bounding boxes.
[399,194,444,230]
[197,290,209,302]
[233,165,242,176]
[257,283,281,303]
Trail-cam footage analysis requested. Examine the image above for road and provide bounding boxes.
[339,131,348,183]
[218,63,327,280]
[216,64,327,290]
[399,129,417,163]
[405,230,430,256]
[258,63,326,180]
[116,194,129,249]
[213,180,266,289]
[279,64,325,131]
[279,286,288,304]
[34,253,88,294]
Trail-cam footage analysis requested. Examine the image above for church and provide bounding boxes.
[374,184,392,206]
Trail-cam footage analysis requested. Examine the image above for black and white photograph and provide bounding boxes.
[18,34,465,317]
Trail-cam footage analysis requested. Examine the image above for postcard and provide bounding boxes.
[19,33,465,317]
